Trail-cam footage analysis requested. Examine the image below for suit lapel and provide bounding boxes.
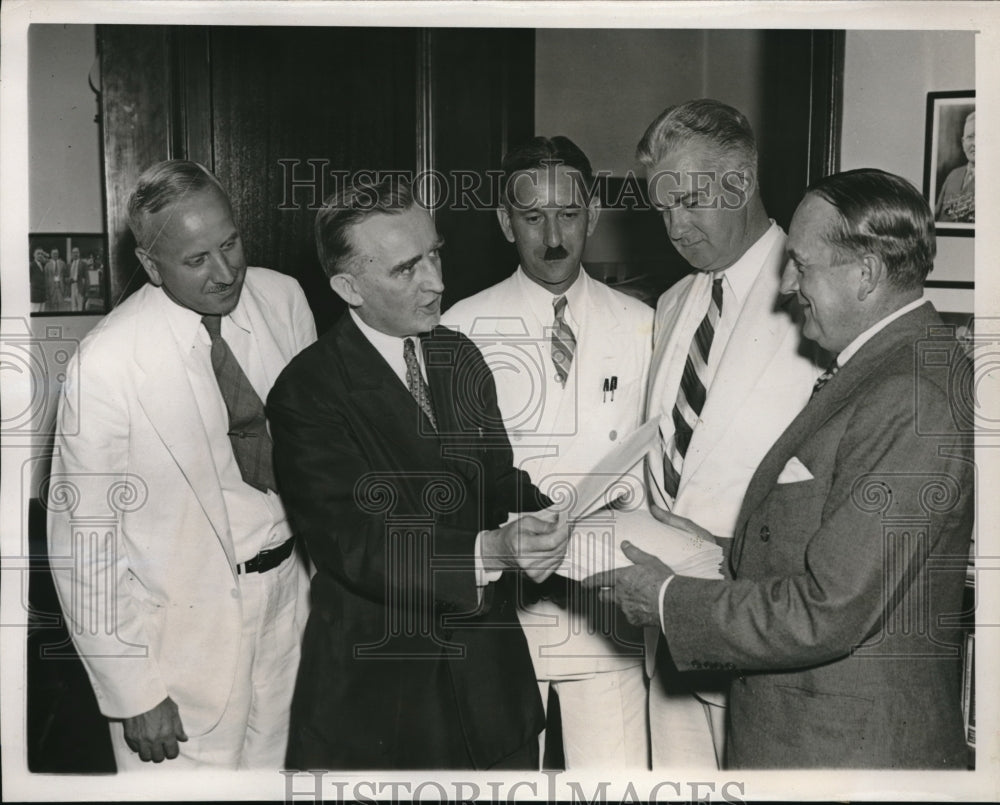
[563,273,622,424]
[338,316,446,474]
[731,302,941,569]
[682,234,793,481]
[425,327,488,482]
[133,290,235,568]
[645,272,704,421]
[239,277,290,389]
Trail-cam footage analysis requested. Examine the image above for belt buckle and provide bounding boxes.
[255,545,276,572]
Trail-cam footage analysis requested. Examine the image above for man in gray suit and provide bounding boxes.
[592,168,973,768]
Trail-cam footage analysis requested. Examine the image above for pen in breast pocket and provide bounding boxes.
[602,377,610,403]
[610,376,618,401]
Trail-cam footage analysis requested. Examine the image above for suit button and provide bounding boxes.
[760,525,770,542]
[609,430,618,441]
[230,588,239,599]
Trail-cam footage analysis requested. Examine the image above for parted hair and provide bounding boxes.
[315,175,415,277]
[127,160,226,250]
[500,136,595,208]
[635,98,758,174]
[807,168,936,290]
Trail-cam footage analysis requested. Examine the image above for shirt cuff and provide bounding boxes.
[658,574,675,635]
[475,531,503,589]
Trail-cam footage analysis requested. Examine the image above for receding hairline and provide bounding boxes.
[131,182,234,252]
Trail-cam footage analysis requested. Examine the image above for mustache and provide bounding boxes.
[543,245,569,261]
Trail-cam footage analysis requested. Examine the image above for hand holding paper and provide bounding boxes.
[584,541,674,628]
[557,505,723,582]
[482,509,570,583]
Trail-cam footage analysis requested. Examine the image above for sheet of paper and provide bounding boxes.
[556,416,661,521]
[556,506,724,582]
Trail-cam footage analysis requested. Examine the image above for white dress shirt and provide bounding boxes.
[158,290,292,564]
[349,308,497,589]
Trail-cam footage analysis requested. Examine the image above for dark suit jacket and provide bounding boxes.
[268,314,547,770]
[661,303,973,769]
[30,259,46,303]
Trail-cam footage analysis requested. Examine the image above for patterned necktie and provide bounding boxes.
[404,337,437,431]
[662,276,724,504]
[202,315,277,493]
[811,360,839,398]
[551,295,576,386]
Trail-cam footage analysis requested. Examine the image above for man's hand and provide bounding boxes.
[583,541,675,628]
[482,510,570,583]
[122,696,188,762]
[650,503,717,544]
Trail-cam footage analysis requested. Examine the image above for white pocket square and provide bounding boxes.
[777,456,814,484]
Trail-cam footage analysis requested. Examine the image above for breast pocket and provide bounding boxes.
[771,478,823,502]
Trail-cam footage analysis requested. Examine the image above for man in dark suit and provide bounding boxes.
[268,175,570,770]
[30,247,47,312]
[591,168,973,768]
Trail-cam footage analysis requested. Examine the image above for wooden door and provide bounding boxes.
[97,25,533,332]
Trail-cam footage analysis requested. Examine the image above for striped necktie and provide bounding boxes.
[662,277,724,504]
[811,360,839,398]
[404,337,437,431]
[202,315,277,493]
[551,295,576,386]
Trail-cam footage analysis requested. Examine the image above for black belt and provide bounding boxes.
[236,535,295,575]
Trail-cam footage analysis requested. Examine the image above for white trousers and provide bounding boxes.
[110,556,300,771]
[649,680,726,768]
[539,665,649,769]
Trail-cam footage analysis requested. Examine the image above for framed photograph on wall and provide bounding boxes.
[923,90,975,237]
[28,233,109,316]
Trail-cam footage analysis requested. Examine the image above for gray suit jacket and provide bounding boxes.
[661,302,973,768]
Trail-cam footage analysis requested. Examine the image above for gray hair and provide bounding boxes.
[127,160,227,249]
[636,98,758,174]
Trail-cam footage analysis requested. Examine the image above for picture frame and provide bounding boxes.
[923,90,975,237]
[28,233,109,316]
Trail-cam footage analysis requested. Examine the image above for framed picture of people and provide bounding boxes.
[28,233,109,315]
[923,90,975,236]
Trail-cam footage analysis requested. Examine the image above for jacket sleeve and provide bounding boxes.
[46,343,171,720]
[267,347,545,615]
[660,373,973,671]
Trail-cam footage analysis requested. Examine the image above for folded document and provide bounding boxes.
[557,506,723,582]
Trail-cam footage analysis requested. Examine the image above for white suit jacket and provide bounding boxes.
[46,267,316,735]
[645,227,821,539]
[443,267,653,676]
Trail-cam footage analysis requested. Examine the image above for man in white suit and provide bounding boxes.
[47,160,316,770]
[67,247,84,311]
[443,136,653,768]
[636,99,822,766]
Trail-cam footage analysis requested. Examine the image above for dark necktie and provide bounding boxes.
[551,295,576,386]
[662,276,724,504]
[811,360,840,398]
[404,337,437,431]
[202,315,277,493]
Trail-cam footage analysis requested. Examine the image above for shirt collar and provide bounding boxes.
[710,221,782,308]
[836,296,926,368]
[515,265,588,327]
[349,308,425,372]
[156,284,252,349]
